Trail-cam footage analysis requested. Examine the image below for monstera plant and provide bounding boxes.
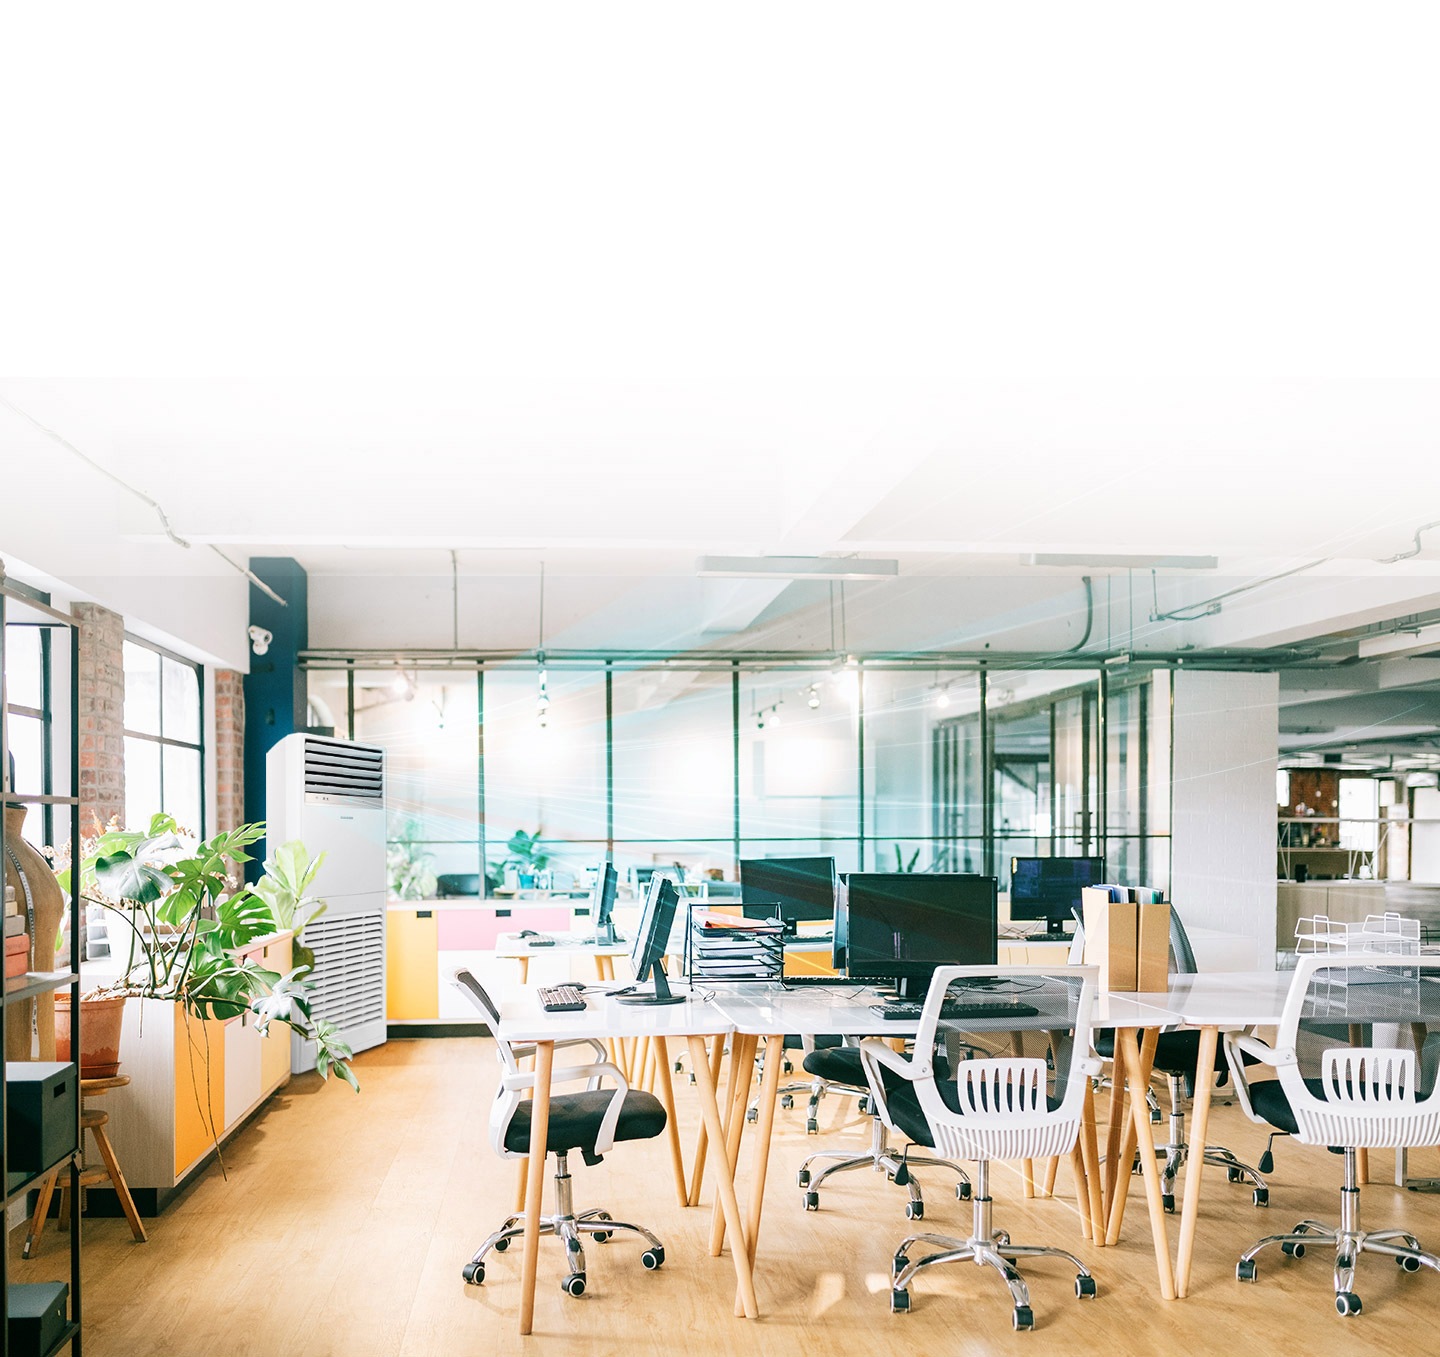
[63,814,358,1091]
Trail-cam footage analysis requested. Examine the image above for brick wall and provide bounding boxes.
[214,670,246,835]
[74,601,125,835]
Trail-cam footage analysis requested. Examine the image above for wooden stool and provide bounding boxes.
[24,1075,146,1257]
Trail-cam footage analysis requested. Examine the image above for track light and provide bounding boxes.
[934,686,951,710]
[805,685,821,710]
[247,625,272,657]
[536,655,550,729]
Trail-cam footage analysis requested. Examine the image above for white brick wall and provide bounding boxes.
[1170,670,1279,971]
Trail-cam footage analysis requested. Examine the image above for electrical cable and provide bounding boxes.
[0,392,288,607]
[1378,520,1440,564]
[1149,557,1328,623]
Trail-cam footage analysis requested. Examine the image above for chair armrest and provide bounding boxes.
[857,1038,923,1135]
[1222,1031,1292,1127]
[500,1058,628,1097]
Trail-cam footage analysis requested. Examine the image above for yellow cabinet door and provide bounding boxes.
[386,910,439,1020]
[173,1006,227,1176]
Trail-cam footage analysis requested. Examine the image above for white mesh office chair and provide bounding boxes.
[1225,954,1440,1316]
[453,970,668,1298]
[859,964,1103,1331]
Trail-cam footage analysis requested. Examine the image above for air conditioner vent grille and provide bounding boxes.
[304,912,386,1029]
[303,737,384,805]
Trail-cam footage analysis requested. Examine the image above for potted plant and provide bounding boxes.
[386,817,437,901]
[58,813,358,1091]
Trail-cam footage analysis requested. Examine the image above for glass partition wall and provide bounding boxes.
[305,659,1175,899]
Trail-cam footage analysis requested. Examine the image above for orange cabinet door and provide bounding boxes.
[173,1006,227,1176]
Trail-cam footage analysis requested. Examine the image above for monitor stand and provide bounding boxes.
[614,960,687,1006]
[593,921,623,947]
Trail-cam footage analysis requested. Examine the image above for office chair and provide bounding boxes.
[795,1040,971,1219]
[1082,907,1268,1212]
[860,964,1103,1331]
[1226,953,1440,1316]
[453,969,668,1298]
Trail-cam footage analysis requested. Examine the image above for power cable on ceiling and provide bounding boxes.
[1150,557,1328,623]
[1379,520,1440,564]
[0,393,288,607]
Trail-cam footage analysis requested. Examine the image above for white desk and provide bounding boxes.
[492,988,747,1334]
[493,931,632,984]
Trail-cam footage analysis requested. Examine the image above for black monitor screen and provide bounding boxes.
[630,875,679,982]
[1008,857,1104,922]
[593,862,618,925]
[739,857,837,927]
[843,873,996,993]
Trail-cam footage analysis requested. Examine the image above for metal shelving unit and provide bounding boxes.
[2,570,83,1357]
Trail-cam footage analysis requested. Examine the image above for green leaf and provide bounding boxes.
[94,850,172,904]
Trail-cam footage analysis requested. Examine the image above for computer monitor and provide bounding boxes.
[1008,856,1104,940]
[842,873,997,999]
[615,874,686,1006]
[592,862,621,945]
[739,857,837,935]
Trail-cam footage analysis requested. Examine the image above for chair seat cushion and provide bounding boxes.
[1246,1075,1414,1139]
[503,1089,667,1157]
[1094,1028,1229,1076]
[882,1078,1061,1149]
[802,1046,951,1094]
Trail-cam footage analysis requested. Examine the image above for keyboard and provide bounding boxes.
[778,974,852,986]
[869,998,1041,1022]
[523,934,557,947]
[537,985,587,1013]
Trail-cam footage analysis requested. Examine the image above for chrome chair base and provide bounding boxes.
[1236,1149,1437,1316]
[888,1162,1096,1330]
[462,1151,665,1296]
[798,1112,970,1219]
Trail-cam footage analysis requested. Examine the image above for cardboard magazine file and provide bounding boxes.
[1134,896,1171,992]
[1081,886,1136,991]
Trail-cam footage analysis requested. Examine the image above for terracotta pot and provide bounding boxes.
[54,992,127,1078]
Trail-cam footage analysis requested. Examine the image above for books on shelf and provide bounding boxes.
[5,912,27,937]
[4,883,17,916]
[685,907,784,982]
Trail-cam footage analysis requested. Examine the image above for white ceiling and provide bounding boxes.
[3,7,1440,676]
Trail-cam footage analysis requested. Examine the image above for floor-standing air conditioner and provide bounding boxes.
[265,733,388,1073]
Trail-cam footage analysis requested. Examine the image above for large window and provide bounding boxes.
[123,638,203,834]
[306,657,1178,898]
[3,619,54,846]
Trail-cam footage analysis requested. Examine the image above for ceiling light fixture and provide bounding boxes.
[247,625,272,657]
[536,560,549,728]
[805,685,821,710]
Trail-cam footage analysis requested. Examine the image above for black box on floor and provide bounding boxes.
[7,1281,69,1356]
[5,1061,77,1173]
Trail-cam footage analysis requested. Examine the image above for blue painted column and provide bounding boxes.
[243,557,308,879]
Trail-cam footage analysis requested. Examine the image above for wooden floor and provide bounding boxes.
[14,1037,1440,1356]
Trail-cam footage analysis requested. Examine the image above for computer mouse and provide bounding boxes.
[518,929,538,937]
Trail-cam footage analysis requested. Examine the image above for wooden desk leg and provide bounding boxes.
[1103,1038,1128,1213]
[1107,1027,1156,1246]
[1081,1080,1105,1247]
[518,1040,554,1336]
[687,1034,758,1320]
[518,956,529,985]
[735,1034,785,1316]
[652,1035,690,1208]
[1022,1158,1036,1198]
[1114,1028,1175,1300]
[711,1034,757,1256]
[688,1037,727,1206]
[1348,1024,1369,1183]
[1041,1155,1059,1199]
[595,956,622,1069]
[1175,1026,1217,1298]
[1071,1144,1092,1240]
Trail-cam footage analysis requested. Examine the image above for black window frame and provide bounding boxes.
[122,634,207,836]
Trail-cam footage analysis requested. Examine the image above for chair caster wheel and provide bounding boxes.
[561,1274,587,1297]
[592,1231,611,1243]
[1236,1258,1258,1283]
[890,1289,911,1313]
[674,1060,684,1073]
[797,1169,811,1188]
[803,1191,820,1211]
[782,1059,793,1074]
[1227,1167,1243,1183]
[493,1237,510,1253]
[641,1246,665,1270]
[1162,1193,1175,1214]
[1399,1254,1422,1273]
[957,1181,972,1201]
[1012,1305,1034,1331]
[1150,1107,1162,1124]
[462,1262,485,1286]
[806,1118,819,1135]
[1252,1187,1269,1208]
[905,1201,924,1221]
[746,1108,759,1124]
[893,1253,910,1274]
[1335,1291,1362,1317]
[1259,1151,1274,1174]
[1075,1274,1097,1300]
[1281,1241,1305,1259]
[781,1095,794,1110]
[1337,1254,1354,1272]
[858,1097,871,1115]
[993,1230,1010,1247]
